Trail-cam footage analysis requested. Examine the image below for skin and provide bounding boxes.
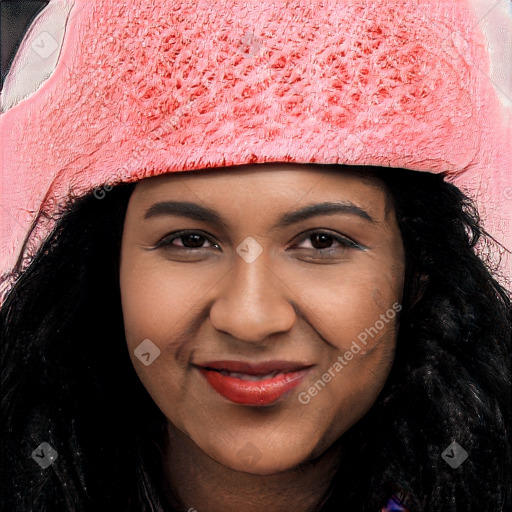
[119,163,406,512]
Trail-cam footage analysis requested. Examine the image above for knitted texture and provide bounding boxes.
[0,0,510,284]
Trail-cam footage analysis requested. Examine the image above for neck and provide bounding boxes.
[161,423,343,512]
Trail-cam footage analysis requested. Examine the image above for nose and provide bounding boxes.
[209,248,297,343]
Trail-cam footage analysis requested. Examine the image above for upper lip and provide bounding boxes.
[197,360,314,375]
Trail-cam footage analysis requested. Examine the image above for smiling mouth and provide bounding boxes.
[195,361,314,406]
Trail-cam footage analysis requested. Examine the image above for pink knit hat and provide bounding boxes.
[1,0,511,294]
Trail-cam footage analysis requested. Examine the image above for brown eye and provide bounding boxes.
[309,233,338,250]
[288,230,365,261]
[155,231,220,250]
[177,233,208,248]
[294,231,361,251]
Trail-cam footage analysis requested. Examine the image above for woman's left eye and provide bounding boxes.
[291,231,362,253]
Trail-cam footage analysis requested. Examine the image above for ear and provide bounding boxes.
[409,272,429,308]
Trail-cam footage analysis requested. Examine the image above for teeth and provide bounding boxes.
[218,370,281,380]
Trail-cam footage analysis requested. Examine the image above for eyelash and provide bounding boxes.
[152,229,364,254]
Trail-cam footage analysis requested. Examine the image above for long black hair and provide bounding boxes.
[1,166,510,511]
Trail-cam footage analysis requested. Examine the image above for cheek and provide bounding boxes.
[296,254,403,430]
[119,251,196,421]
[289,263,403,355]
[118,247,179,369]
[120,253,207,348]
[119,257,158,348]
[299,271,401,441]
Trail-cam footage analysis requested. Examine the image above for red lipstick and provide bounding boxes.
[196,360,313,406]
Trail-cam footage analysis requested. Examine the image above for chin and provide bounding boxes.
[225,452,306,476]
[205,437,315,475]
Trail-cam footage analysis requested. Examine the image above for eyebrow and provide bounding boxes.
[143,200,376,229]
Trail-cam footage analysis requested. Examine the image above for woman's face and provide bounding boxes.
[119,163,405,474]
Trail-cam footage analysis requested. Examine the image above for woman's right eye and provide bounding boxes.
[154,230,220,251]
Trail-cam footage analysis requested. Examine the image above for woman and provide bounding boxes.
[1,1,510,511]
[1,163,510,511]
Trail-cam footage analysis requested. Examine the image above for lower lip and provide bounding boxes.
[198,367,311,406]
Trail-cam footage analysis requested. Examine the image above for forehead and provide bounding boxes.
[134,164,387,195]
[133,162,390,201]
[128,164,396,227]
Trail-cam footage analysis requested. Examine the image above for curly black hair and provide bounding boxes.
[1,166,510,511]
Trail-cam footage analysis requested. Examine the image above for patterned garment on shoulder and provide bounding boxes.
[380,494,410,511]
